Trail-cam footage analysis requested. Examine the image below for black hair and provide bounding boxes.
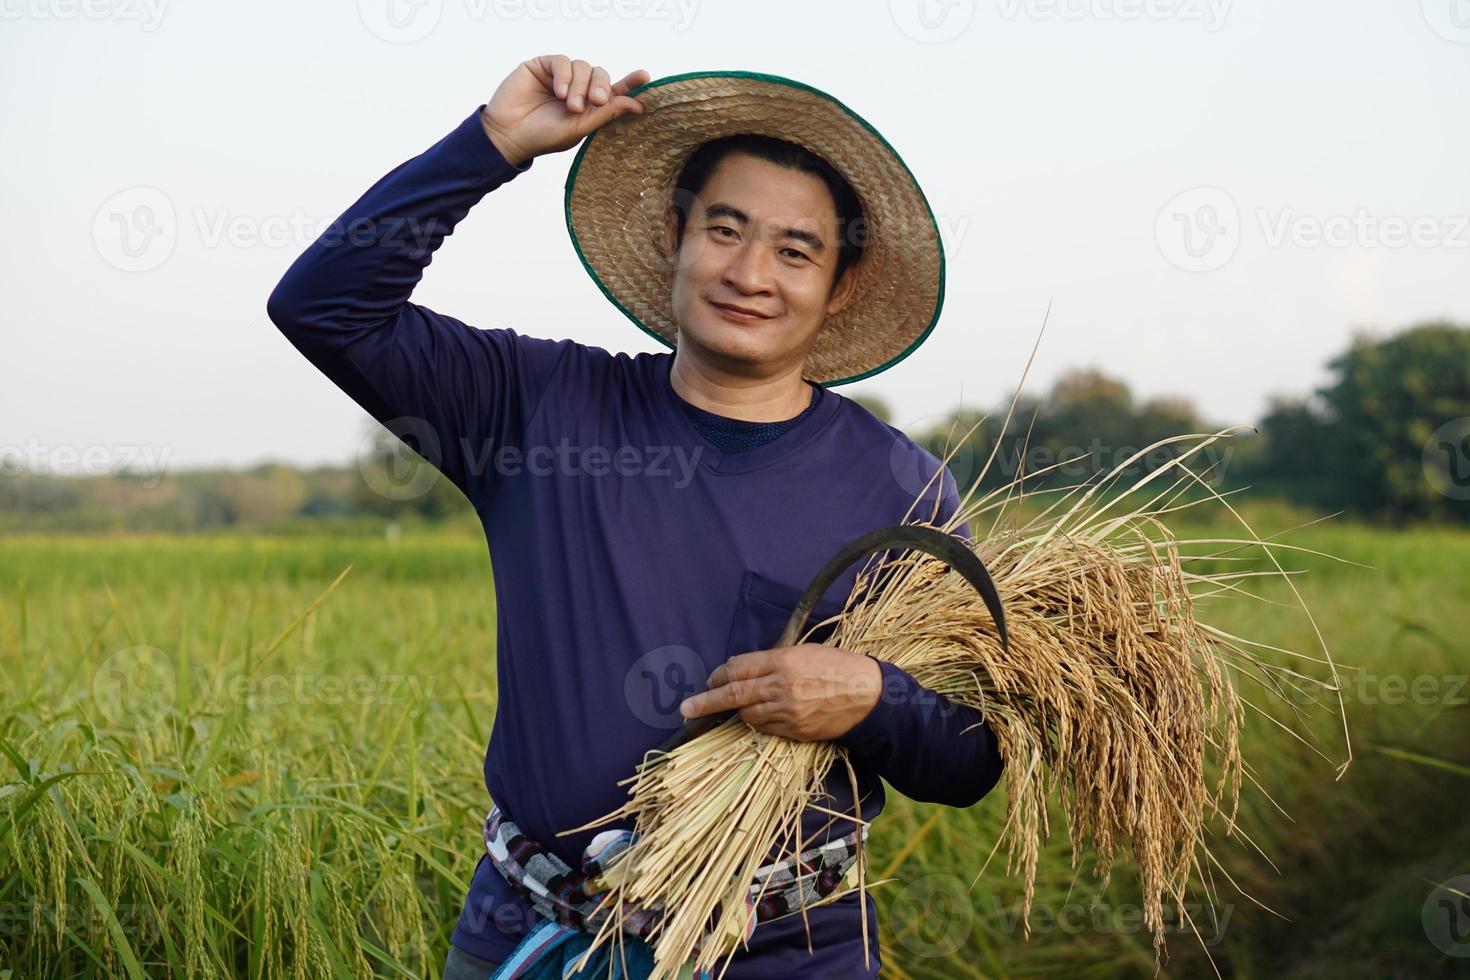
[669,134,867,292]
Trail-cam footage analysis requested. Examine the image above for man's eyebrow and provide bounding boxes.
[703,203,827,253]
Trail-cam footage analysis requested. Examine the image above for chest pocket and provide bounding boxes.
[724,568,853,659]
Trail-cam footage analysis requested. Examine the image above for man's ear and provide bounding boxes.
[825,262,860,317]
[659,206,680,273]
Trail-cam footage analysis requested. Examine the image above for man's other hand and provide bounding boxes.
[678,645,884,742]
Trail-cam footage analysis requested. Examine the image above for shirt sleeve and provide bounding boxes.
[833,464,1005,809]
[265,105,574,506]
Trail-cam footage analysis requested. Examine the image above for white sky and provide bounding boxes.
[4,0,1469,472]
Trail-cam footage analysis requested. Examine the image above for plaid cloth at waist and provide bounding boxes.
[482,802,870,962]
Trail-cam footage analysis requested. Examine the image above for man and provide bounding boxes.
[267,55,1004,978]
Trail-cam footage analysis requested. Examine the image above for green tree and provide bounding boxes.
[1319,321,1470,521]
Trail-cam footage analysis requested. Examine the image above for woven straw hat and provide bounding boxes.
[563,70,946,387]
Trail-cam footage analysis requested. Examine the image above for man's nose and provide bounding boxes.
[721,241,774,294]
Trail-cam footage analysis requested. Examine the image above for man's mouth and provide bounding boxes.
[708,299,774,323]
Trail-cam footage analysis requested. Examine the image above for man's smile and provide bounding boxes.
[708,298,776,323]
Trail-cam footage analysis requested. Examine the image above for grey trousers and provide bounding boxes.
[441,943,505,980]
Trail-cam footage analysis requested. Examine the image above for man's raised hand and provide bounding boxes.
[481,56,651,168]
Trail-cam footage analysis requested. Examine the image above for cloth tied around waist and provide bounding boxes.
[480,802,870,979]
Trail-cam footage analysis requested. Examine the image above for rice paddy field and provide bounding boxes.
[2,509,1468,979]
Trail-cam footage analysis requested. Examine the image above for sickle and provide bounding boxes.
[652,524,1008,756]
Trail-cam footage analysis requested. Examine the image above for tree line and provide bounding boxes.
[3,320,1467,532]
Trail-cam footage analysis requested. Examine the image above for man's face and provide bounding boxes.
[663,152,857,379]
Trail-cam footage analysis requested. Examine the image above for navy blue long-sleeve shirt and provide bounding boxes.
[265,104,1004,976]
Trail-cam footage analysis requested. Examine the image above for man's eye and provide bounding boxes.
[782,248,809,262]
[711,225,737,238]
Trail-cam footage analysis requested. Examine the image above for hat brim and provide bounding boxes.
[562,70,946,387]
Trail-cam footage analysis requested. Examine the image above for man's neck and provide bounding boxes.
[669,349,815,423]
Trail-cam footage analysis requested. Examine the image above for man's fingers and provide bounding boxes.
[566,59,593,112]
[610,95,644,117]
[578,94,641,130]
[683,678,752,715]
[738,702,782,728]
[611,69,651,96]
[680,676,779,718]
[526,58,645,101]
[588,66,612,105]
[555,55,575,99]
[528,54,571,97]
[582,69,645,124]
[706,650,778,690]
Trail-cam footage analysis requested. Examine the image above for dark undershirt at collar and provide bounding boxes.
[673,381,823,455]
